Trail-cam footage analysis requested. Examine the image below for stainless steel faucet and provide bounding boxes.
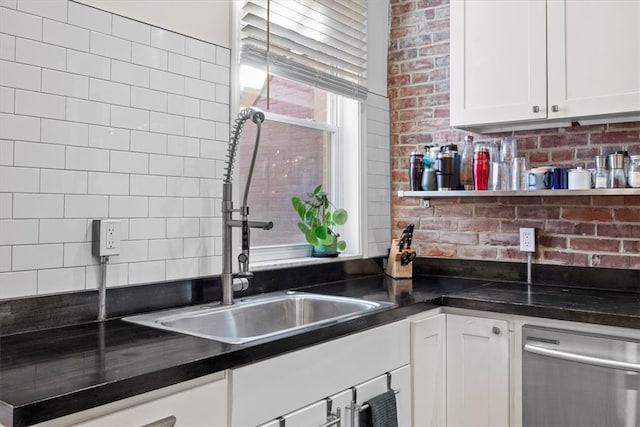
[221,107,273,305]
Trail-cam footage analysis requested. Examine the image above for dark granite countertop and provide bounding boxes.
[1,274,639,426]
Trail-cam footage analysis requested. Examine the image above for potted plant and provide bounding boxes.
[291,185,348,257]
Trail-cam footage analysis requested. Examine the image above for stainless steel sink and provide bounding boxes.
[123,291,394,344]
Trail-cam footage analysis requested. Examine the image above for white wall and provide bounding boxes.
[0,1,230,298]
[75,0,230,47]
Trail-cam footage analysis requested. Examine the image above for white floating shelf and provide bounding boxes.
[398,188,640,198]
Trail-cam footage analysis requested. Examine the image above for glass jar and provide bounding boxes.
[594,155,608,189]
[629,155,640,188]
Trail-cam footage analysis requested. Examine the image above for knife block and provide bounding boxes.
[385,239,414,279]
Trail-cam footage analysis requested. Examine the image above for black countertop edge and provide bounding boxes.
[2,273,640,426]
[4,303,432,427]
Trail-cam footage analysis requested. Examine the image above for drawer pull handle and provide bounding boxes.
[532,105,540,113]
[551,105,559,112]
[141,416,176,427]
[492,326,501,335]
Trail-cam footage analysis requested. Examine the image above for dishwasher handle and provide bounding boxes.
[524,343,640,373]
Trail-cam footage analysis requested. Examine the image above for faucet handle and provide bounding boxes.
[232,277,250,292]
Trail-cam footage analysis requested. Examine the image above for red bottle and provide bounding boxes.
[473,147,490,190]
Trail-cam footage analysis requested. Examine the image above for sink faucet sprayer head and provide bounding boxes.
[224,107,265,184]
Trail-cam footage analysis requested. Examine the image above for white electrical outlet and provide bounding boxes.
[519,227,536,252]
[92,219,120,257]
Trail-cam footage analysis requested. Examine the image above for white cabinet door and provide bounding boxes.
[446,314,510,427]
[547,0,640,119]
[410,313,446,427]
[450,0,547,127]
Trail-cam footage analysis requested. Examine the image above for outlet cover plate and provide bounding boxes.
[519,227,536,252]
[92,219,120,257]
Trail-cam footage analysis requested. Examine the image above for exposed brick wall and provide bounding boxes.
[388,0,640,270]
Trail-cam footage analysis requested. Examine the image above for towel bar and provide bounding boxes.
[358,389,399,412]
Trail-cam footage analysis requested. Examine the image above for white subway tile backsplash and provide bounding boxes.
[215,84,229,105]
[41,169,88,194]
[168,94,199,118]
[42,69,89,99]
[17,0,67,23]
[184,78,215,101]
[67,50,110,80]
[0,194,12,218]
[66,146,110,171]
[132,42,167,70]
[151,27,184,54]
[200,140,227,160]
[129,217,165,239]
[89,78,130,106]
[111,105,149,131]
[113,239,147,263]
[0,33,15,60]
[0,166,39,192]
[186,38,215,63]
[16,38,66,70]
[62,241,94,267]
[110,150,148,174]
[0,139,13,165]
[200,101,227,122]
[15,89,65,120]
[0,246,10,272]
[42,119,89,147]
[90,31,131,61]
[216,47,230,67]
[167,217,199,238]
[130,130,167,154]
[38,266,86,294]
[39,218,89,243]
[0,87,13,113]
[43,18,90,51]
[168,52,199,78]
[183,198,217,217]
[112,15,151,45]
[199,217,222,237]
[88,125,129,150]
[148,238,183,260]
[13,193,64,218]
[166,257,198,281]
[68,2,111,34]
[150,69,184,95]
[129,260,165,285]
[0,271,37,298]
[64,194,108,218]
[149,196,183,217]
[12,243,63,270]
[184,157,216,179]
[67,98,110,126]
[0,59,41,91]
[167,135,199,157]
[14,141,65,168]
[1,3,232,298]
[131,87,167,113]
[150,111,184,135]
[185,117,215,140]
[167,176,199,197]
[109,195,148,218]
[130,174,166,196]
[0,7,42,40]
[111,59,150,87]
[184,236,215,257]
[149,154,183,176]
[0,219,38,244]
[88,171,129,195]
[200,63,229,85]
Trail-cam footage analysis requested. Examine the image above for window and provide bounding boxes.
[235,1,366,261]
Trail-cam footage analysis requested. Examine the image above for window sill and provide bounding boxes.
[249,254,363,272]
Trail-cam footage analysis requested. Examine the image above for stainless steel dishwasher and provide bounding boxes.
[523,325,640,427]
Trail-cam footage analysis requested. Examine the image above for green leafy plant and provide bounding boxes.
[291,184,349,252]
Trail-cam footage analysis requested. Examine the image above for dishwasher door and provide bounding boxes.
[522,325,640,427]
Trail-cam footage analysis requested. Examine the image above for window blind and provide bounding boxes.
[240,0,368,100]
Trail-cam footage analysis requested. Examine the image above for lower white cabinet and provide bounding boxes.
[410,311,511,427]
[35,372,228,427]
[230,320,411,426]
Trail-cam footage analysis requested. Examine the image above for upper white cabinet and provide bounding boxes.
[451,0,640,132]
